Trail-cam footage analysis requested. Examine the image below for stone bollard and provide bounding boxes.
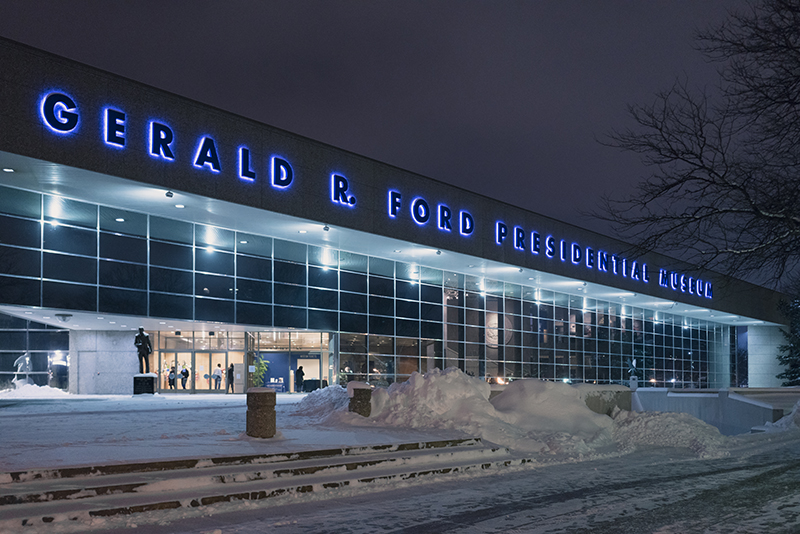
[349,387,372,417]
[246,387,277,438]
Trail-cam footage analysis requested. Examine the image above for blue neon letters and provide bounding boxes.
[331,174,356,207]
[41,92,79,134]
[388,191,473,237]
[38,89,711,300]
[40,92,294,189]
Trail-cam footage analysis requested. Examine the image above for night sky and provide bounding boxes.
[0,0,743,237]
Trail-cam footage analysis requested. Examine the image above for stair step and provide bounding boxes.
[0,439,527,531]
[1,437,481,484]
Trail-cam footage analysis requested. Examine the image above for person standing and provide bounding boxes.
[295,365,305,393]
[180,367,189,389]
[212,363,223,390]
[168,366,176,389]
[226,363,235,393]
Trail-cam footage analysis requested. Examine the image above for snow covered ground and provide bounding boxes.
[2,368,799,533]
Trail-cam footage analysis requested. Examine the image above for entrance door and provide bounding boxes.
[160,352,192,391]
[196,351,227,391]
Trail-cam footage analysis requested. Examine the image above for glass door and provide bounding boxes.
[160,352,192,391]
[196,352,228,391]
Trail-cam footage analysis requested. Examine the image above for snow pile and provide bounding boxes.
[0,383,70,398]
[292,385,350,416]
[314,368,736,458]
[612,410,729,458]
[763,399,800,432]
[492,379,613,439]
[369,367,492,428]
[345,368,613,455]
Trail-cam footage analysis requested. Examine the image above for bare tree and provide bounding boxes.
[601,0,800,288]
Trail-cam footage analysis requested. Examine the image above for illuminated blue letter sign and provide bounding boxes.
[460,211,474,236]
[239,147,256,182]
[598,251,608,272]
[514,227,525,251]
[272,157,293,188]
[331,174,356,207]
[571,243,581,265]
[531,232,540,254]
[412,198,429,224]
[438,205,452,231]
[149,121,175,160]
[545,235,556,258]
[41,92,78,133]
[104,108,125,147]
[585,247,594,269]
[496,222,508,245]
[389,191,402,217]
[631,261,640,281]
[194,136,221,172]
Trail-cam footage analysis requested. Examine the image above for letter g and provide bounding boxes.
[41,93,79,133]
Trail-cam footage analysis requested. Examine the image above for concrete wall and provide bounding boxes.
[748,325,785,387]
[69,331,139,395]
[636,388,784,435]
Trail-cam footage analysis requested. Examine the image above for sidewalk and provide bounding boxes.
[0,391,465,473]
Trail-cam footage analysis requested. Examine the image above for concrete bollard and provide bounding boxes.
[349,387,372,417]
[246,387,277,438]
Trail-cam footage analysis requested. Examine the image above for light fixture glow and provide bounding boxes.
[175,204,185,209]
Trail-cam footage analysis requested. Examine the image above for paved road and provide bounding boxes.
[123,433,800,534]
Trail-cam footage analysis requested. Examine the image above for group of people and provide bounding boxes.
[166,363,236,392]
[137,329,306,394]
[166,366,191,389]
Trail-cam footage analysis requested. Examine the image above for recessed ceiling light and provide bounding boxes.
[298,230,307,234]
[109,321,116,324]
[121,325,127,328]
[2,168,14,172]
[115,218,124,222]
[239,240,248,244]
[175,204,185,209]
[24,311,32,314]
[394,250,402,253]
[159,321,166,324]
[43,316,50,319]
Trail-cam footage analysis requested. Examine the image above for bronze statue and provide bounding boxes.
[134,327,152,374]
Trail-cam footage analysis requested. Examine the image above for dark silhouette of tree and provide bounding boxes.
[601,0,800,287]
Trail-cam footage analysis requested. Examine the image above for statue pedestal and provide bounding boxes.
[133,374,157,395]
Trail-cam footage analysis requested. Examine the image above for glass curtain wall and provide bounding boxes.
[0,184,731,389]
[0,312,69,390]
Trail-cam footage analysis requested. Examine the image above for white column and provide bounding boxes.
[747,325,786,387]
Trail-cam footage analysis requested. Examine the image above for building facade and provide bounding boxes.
[0,38,788,394]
